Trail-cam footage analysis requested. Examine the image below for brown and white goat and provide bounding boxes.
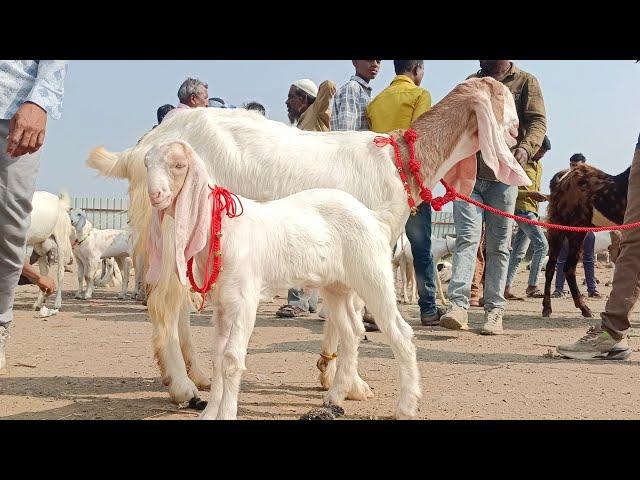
[542,163,630,317]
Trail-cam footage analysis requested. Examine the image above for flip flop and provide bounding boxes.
[526,289,545,299]
[276,304,309,318]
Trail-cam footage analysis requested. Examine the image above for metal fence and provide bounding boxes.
[70,196,457,237]
[72,196,129,230]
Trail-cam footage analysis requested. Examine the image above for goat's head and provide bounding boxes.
[144,139,212,287]
[68,208,88,231]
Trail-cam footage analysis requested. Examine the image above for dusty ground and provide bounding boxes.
[2,264,639,420]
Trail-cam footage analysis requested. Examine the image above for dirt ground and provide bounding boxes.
[2,263,639,420]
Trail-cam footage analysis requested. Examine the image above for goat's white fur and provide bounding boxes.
[147,141,420,418]
[87,78,526,404]
[68,208,133,300]
[26,191,73,310]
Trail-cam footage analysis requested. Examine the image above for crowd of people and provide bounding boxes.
[1,59,638,375]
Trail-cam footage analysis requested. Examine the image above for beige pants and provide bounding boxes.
[601,146,640,340]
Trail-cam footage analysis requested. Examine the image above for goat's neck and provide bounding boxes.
[76,220,93,238]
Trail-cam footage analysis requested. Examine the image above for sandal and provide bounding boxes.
[526,288,545,299]
[276,304,309,318]
[504,292,525,301]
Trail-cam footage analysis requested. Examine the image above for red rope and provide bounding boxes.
[374,130,638,232]
[186,185,243,310]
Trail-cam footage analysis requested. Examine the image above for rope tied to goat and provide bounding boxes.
[374,129,640,232]
[186,185,243,310]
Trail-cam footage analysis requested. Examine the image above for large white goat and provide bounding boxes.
[87,77,530,406]
[145,140,420,419]
[68,208,133,299]
[26,191,73,310]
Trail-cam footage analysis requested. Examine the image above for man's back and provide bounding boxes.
[367,75,431,133]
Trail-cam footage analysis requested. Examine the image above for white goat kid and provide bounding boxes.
[88,77,530,406]
[26,191,73,310]
[68,208,133,299]
[145,140,420,419]
[393,234,417,304]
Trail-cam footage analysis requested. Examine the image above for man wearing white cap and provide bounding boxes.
[286,78,336,132]
[277,77,336,319]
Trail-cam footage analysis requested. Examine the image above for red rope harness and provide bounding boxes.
[374,128,639,232]
[186,185,243,310]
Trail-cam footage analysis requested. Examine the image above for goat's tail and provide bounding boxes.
[58,190,71,211]
[87,146,131,180]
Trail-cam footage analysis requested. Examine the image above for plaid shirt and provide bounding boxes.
[330,75,372,131]
[0,60,68,120]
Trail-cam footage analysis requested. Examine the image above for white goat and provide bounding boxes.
[145,140,420,419]
[393,234,417,304]
[26,191,73,310]
[68,208,133,299]
[87,77,529,406]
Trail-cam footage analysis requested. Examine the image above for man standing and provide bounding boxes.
[276,78,336,318]
[163,77,208,121]
[366,60,441,326]
[552,153,601,298]
[1,60,69,371]
[330,60,380,132]
[440,60,547,335]
[557,135,640,360]
[504,136,551,300]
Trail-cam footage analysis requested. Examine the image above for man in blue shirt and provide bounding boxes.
[0,60,68,372]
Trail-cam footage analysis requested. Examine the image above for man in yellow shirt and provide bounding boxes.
[366,60,441,327]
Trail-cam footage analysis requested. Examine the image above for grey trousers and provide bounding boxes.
[287,288,319,312]
[0,119,41,327]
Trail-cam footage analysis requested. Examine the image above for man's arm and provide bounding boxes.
[21,259,56,295]
[6,61,68,158]
[517,75,547,160]
[411,90,432,123]
[313,80,337,127]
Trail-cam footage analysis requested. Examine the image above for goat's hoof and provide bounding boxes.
[346,376,374,401]
[169,377,200,404]
[581,308,593,318]
[74,293,82,300]
[542,310,551,317]
[187,397,208,410]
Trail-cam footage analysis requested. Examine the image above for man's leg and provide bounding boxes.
[470,227,485,306]
[505,217,530,296]
[405,202,438,324]
[481,182,517,334]
[514,213,549,294]
[582,232,599,296]
[554,239,569,295]
[441,182,485,330]
[557,140,640,359]
[0,120,41,371]
[275,288,310,318]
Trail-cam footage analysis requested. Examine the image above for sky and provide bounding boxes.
[38,60,640,213]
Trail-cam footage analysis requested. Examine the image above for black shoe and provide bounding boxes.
[421,307,445,326]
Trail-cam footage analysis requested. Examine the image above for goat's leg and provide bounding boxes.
[148,282,199,404]
[201,301,231,420]
[215,291,259,420]
[542,231,562,317]
[117,257,130,299]
[399,260,408,303]
[82,257,98,299]
[317,303,340,390]
[564,233,592,318]
[435,268,446,305]
[178,297,211,391]
[32,256,48,310]
[408,262,419,304]
[361,278,421,419]
[134,255,146,302]
[52,240,64,309]
[74,258,84,299]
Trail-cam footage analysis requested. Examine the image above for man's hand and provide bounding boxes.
[6,102,47,158]
[513,147,529,167]
[35,276,56,296]
[527,191,548,202]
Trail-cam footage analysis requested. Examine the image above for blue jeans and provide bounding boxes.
[447,180,518,311]
[404,202,437,316]
[555,232,597,294]
[288,288,319,312]
[505,210,549,289]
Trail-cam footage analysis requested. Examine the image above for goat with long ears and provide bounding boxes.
[89,76,530,407]
[145,139,421,419]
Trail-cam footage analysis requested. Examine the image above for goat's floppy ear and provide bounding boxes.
[470,90,531,188]
[172,141,212,286]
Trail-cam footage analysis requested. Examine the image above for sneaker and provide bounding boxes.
[556,326,630,360]
[588,291,603,299]
[0,325,9,372]
[480,308,504,335]
[439,305,469,330]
